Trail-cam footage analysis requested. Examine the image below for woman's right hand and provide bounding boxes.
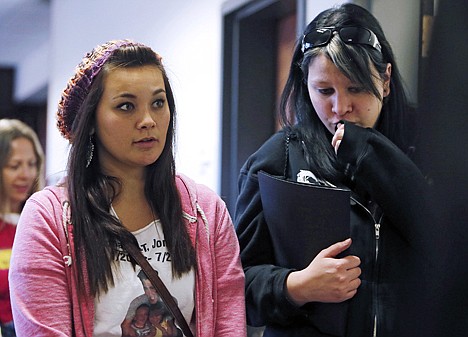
[285,238,361,306]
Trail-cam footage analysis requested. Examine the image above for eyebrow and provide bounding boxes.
[8,157,37,163]
[309,80,331,85]
[111,88,166,100]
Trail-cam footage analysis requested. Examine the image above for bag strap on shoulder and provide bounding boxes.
[123,242,194,337]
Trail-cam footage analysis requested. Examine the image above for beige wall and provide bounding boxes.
[46,0,225,191]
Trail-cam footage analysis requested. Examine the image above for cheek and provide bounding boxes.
[97,117,127,142]
[158,113,171,137]
[310,98,330,122]
[366,99,383,126]
[2,170,13,187]
[98,128,122,149]
[161,110,171,127]
[1,169,7,183]
[308,92,329,116]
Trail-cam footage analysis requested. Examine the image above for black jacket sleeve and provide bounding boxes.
[337,121,428,244]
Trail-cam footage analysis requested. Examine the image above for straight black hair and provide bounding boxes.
[280,3,415,181]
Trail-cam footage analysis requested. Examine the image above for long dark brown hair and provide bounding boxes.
[66,44,196,297]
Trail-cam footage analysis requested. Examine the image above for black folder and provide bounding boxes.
[258,171,350,269]
[258,171,351,336]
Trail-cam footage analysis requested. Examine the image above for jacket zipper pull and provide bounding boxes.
[375,223,380,260]
[375,223,380,240]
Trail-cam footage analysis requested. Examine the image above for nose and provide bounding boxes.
[332,92,352,116]
[18,164,37,180]
[137,108,156,130]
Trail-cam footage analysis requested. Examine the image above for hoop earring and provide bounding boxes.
[86,135,94,168]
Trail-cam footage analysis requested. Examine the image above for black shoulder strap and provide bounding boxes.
[284,129,310,181]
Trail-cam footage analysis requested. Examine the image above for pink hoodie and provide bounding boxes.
[9,174,246,337]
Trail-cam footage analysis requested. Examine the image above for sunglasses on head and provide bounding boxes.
[301,26,382,53]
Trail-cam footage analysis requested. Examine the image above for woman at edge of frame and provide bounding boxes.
[235,3,429,337]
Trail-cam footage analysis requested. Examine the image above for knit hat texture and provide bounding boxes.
[56,39,142,141]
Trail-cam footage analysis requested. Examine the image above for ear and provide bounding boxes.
[383,63,392,97]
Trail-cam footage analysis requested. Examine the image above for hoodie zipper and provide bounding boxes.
[351,196,384,337]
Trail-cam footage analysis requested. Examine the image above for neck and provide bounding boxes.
[4,200,21,215]
[10,203,22,214]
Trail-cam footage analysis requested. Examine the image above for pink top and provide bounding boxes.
[9,174,246,336]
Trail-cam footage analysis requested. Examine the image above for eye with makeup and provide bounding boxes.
[115,95,166,112]
[5,163,20,171]
[152,97,166,109]
[117,102,134,112]
[317,88,334,95]
[348,86,366,94]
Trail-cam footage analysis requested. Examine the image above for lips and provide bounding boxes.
[134,136,157,143]
[133,137,159,149]
[13,185,31,194]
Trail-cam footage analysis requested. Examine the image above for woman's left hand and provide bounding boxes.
[332,123,345,154]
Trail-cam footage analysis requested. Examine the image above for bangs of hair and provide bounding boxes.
[302,35,385,100]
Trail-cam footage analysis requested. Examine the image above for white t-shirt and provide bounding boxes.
[2,213,20,225]
[93,219,195,336]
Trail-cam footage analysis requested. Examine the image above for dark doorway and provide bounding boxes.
[221,0,304,213]
[0,67,47,157]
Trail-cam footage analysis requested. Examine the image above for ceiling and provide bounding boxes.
[0,0,50,102]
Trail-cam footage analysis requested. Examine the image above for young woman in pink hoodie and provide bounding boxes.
[9,40,246,337]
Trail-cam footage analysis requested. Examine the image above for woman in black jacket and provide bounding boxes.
[235,4,428,337]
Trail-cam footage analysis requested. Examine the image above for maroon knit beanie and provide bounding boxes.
[56,39,145,142]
